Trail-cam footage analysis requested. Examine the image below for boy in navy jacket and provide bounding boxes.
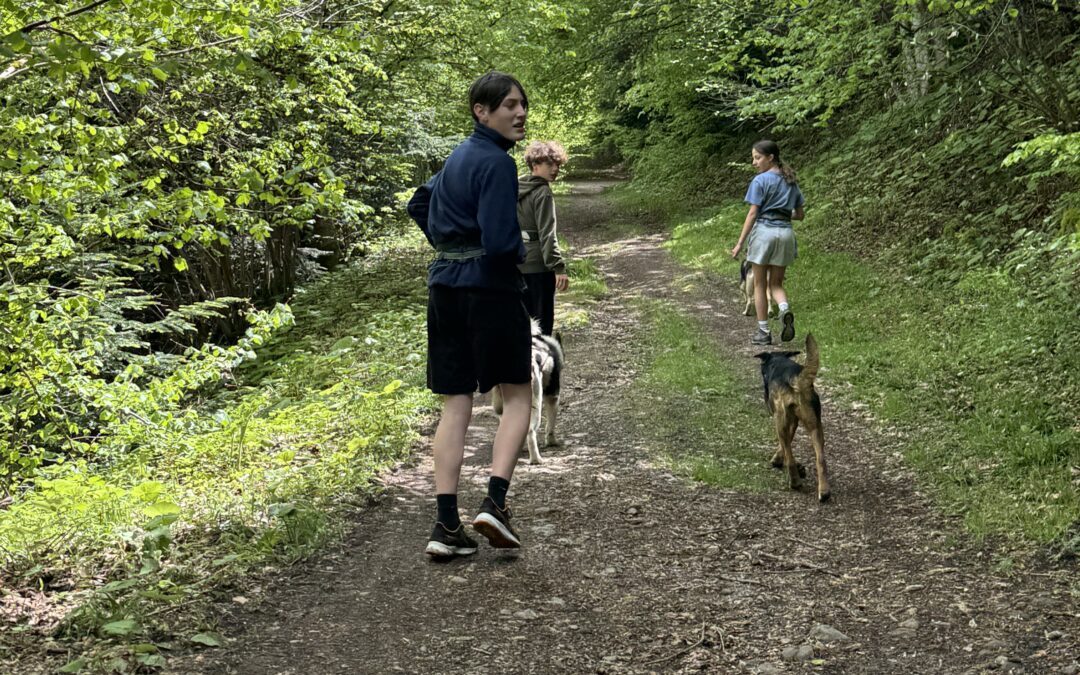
[407,72,532,557]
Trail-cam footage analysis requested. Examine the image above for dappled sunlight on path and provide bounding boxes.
[174,179,1080,675]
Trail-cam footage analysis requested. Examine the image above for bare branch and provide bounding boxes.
[162,36,242,57]
[20,0,117,34]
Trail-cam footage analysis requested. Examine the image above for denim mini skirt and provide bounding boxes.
[746,221,797,267]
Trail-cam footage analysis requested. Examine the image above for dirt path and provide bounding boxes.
[175,179,1079,675]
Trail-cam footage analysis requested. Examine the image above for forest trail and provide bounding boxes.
[173,179,1079,675]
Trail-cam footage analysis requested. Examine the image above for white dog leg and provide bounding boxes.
[527,364,543,464]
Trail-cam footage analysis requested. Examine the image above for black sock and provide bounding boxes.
[487,476,510,510]
[436,494,460,529]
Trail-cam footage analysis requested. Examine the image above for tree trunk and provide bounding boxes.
[911,0,931,98]
[311,213,341,271]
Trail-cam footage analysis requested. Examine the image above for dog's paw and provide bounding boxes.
[818,490,831,503]
[529,455,544,465]
[787,466,805,490]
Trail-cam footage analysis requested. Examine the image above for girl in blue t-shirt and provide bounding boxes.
[731,140,804,345]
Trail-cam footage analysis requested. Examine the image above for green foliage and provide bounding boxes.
[2,0,400,479]
[0,294,291,485]
[0,237,434,563]
[0,0,597,487]
[0,237,436,669]
[577,0,1080,274]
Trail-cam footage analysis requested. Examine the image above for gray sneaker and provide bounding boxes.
[751,328,772,345]
[779,310,795,342]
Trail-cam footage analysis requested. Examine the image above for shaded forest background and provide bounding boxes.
[0,0,1078,670]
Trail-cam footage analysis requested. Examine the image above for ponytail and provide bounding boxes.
[753,139,798,185]
[778,160,797,185]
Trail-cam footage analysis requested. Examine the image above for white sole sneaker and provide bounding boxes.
[472,513,521,548]
[425,540,477,558]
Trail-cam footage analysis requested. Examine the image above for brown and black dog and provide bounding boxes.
[754,333,830,502]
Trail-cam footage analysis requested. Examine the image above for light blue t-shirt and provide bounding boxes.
[744,170,804,227]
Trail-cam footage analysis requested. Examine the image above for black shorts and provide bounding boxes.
[427,286,532,395]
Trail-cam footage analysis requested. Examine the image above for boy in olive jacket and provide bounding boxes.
[517,141,570,336]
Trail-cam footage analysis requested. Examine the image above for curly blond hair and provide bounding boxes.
[524,140,569,169]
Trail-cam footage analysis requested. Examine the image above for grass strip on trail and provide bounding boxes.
[630,301,776,493]
[663,200,1080,549]
[555,234,609,329]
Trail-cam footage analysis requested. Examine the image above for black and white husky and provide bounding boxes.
[492,320,564,464]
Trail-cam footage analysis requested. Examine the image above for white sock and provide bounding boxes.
[779,302,789,313]
[758,320,769,332]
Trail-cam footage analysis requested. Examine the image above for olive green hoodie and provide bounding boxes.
[516,174,566,274]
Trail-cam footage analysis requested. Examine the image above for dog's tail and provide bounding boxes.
[798,332,820,387]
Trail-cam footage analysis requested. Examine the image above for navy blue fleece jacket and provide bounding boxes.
[407,122,526,292]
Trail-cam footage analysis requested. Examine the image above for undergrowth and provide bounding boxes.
[0,231,437,672]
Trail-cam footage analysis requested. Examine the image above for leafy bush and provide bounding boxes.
[0,235,437,669]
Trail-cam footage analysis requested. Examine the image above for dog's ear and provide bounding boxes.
[753,352,771,361]
[781,351,801,359]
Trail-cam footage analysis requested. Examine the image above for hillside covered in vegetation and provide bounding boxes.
[1,0,1077,671]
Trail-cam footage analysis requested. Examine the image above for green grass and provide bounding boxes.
[556,235,608,330]
[629,301,777,491]
[0,231,438,671]
[664,201,1080,548]
[590,184,664,238]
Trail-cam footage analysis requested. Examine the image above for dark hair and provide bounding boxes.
[753,139,797,185]
[468,71,528,122]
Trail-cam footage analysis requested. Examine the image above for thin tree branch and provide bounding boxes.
[99,75,122,115]
[643,620,708,666]
[20,0,117,34]
[162,36,242,57]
